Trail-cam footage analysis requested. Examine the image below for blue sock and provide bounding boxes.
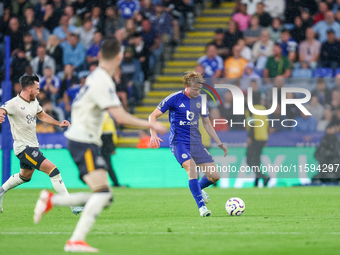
[189,179,205,209]
[199,175,214,189]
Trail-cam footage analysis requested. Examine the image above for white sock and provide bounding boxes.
[70,192,112,241]
[51,193,92,206]
[2,173,26,193]
[50,174,69,195]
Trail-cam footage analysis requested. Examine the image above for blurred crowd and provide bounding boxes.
[0,0,202,133]
[195,0,340,134]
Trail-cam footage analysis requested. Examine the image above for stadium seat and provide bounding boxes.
[291,68,313,78]
[335,68,340,76]
[313,68,334,78]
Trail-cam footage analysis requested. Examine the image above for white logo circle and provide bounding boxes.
[186,110,195,121]
[196,102,201,108]
[182,154,188,159]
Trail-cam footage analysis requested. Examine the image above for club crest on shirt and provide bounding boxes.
[196,102,201,108]
[32,151,38,158]
[182,153,188,159]
[96,156,106,167]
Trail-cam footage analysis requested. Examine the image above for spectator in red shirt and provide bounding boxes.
[314,1,329,24]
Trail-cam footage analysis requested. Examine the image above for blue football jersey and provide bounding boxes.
[157,90,209,145]
[118,0,140,19]
[197,55,224,78]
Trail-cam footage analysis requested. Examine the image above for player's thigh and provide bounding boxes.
[197,162,220,181]
[83,169,110,192]
[19,168,35,179]
[171,143,196,178]
[182,159,198,179]
[191,143,214,167]
[16,147,47,174]
[39,159,56,175]
[67,140,108,185]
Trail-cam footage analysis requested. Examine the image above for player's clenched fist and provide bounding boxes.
[59,120,70,128]
[0,114,5,123]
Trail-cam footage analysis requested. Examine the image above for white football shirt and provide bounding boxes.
[0,95,43,155]
[64,66,121,146]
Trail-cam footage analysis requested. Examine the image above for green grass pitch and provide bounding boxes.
[0,187,340,255]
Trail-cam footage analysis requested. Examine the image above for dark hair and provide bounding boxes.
[272,17,282,24]
[89,60,99,66]
[281,28,290,34]
[326,123,337,130]
[83,18,92,24]
[205,43,216,51]
[69,32,79,39]
[317,77,326,84]
[41,98,52,106]
[20,75,39,90]
[100,38,121,60]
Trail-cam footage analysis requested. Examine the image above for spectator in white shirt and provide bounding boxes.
[241,0,262,16]
[263,0,285,19]
[252,29,274,70]
[237,38,252,61]
[75,18,97,49]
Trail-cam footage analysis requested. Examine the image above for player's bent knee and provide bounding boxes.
[209,174,220,183]
[19,173,31,183]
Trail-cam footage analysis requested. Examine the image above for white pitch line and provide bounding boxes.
[1,232,340,235]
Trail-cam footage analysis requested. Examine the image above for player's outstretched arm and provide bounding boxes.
[0,109,6,124]
[107,106,167,135]
[149,108,164,148]
[202,116,228,157]
[37,111,70,128]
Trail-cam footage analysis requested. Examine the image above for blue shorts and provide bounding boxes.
[170,143,214,166]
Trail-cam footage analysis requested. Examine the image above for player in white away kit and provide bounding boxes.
[34,39,167,253]
[0,75,82,215]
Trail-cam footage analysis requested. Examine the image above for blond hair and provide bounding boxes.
[182,71,205,87]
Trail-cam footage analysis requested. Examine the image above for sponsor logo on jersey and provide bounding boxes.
[182,153,188,159]
[179,120,197,126]
[186,110,195,121]
[21,107,25,110]
[26,115,36,124]
[179,103,185,107]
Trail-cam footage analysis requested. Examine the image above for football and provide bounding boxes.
[225,197,245,216]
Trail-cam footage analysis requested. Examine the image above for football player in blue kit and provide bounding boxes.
[149,71,228,217]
